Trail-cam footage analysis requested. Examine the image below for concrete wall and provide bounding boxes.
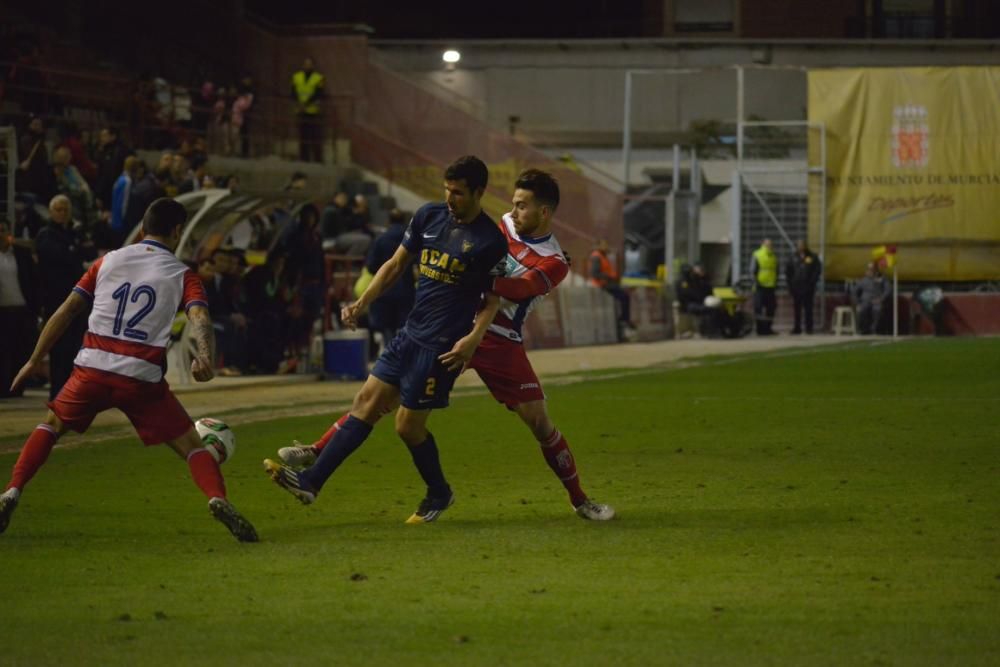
[371,39,1000,141]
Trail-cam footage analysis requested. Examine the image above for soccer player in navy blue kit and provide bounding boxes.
[264,156,507,523]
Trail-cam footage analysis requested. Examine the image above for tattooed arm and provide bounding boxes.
[186,305,215,382]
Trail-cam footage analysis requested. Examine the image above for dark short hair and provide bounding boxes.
[444,155,488,193]
[142,198,188,237]
[515,168,560,210]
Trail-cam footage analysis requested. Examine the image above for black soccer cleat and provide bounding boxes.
[405,492,455,524]
[209,497,259,542]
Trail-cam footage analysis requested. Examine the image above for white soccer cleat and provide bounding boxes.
[575,499,616,521]
[277,440,317,467]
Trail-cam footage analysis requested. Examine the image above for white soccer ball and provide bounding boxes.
[195,418,236,464]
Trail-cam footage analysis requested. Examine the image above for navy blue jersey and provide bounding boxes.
[400,203,507,351]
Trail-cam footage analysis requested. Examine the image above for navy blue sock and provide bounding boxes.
[300,415,373,490]
[407,432,451,499]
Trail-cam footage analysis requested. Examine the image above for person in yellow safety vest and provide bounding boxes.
[290,57,325,163]
[749,238,778,335]
[589,239,634,340]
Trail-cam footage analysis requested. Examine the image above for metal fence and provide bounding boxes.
[735,120,826,326]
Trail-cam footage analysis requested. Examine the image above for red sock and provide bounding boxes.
[539,429,588,507]
[187,449,227,499]
[311,413,350,452]
[6,424,59,492]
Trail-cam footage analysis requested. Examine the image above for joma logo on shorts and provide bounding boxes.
[519,383,539,390]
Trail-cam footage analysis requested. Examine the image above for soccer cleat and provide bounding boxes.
[208,497,259,542]
[263,458,317,505]
[405,492,455,524]
[575,499,616,521]
[277,440,317,467]
[0,488,20,535]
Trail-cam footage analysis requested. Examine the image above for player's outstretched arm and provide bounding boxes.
[342,244,412,330]
[186,305,215,382]
[438,293,502,372]
[10,292,89,392]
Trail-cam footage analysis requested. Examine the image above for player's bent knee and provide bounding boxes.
[351,377,397,423]
[394,411,428,446]
[515,401,553,440]
[165,426,203,460]
[44,410,68,435]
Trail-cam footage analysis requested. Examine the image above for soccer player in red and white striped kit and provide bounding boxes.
[0,198,258,542]
[279,169,614,521]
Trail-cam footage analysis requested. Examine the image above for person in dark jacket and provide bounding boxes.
[35,195,95,398]
[366,208,416,347]
[785,239,822,334]
[676,263,720,337]
[0,218,40,397]
[241,250,291,374]
[15,114,55,202]
[93,127,131,212]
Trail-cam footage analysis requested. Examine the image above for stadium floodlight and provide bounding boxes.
[442,49,461,64]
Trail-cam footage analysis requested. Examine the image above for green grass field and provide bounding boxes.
[1,339,999,666]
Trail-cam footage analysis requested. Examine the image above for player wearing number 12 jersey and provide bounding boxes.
[278,169,614,520]
[0,198,257,542]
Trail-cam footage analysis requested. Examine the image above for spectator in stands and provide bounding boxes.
[320,191,352,249]
[785,239,822,335]
[327,193,374,256]
[172,82,193,136]
[676,263,720,338]
[365,207,415,348]
[51,146,96,229]
[193,80,216,143]
[750,238,777,336]
[0,218,39,398]
[151,76,173,148]
[291,57,325,162]
[589,238,634,339]
[56,120,96,186]
[15,114,54,202]
[210,85,230,155]
[35,195,95,399]
[170,152,190,190]
[284,171,308,192]
[241,249,291,374]
[93,127,131,212]
[179,154,208,194]
[123,161,166,236]
[110,156,139,245]
[13,193,45,240]
[232,75,254,158]
[219,174,240,192]
[205,248,248,375]
[278,205,326,360]
[856,262,889,335]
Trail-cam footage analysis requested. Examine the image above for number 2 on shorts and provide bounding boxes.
[424,378,436,396]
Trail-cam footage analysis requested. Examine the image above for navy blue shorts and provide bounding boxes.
[371,330,460,410]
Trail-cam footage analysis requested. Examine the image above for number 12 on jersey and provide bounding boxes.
[111,282,157,341]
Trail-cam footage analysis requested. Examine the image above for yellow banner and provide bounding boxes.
[808,67,1000,280]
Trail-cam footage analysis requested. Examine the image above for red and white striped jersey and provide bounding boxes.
[72,240,208,383]
[488,213,569,343]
